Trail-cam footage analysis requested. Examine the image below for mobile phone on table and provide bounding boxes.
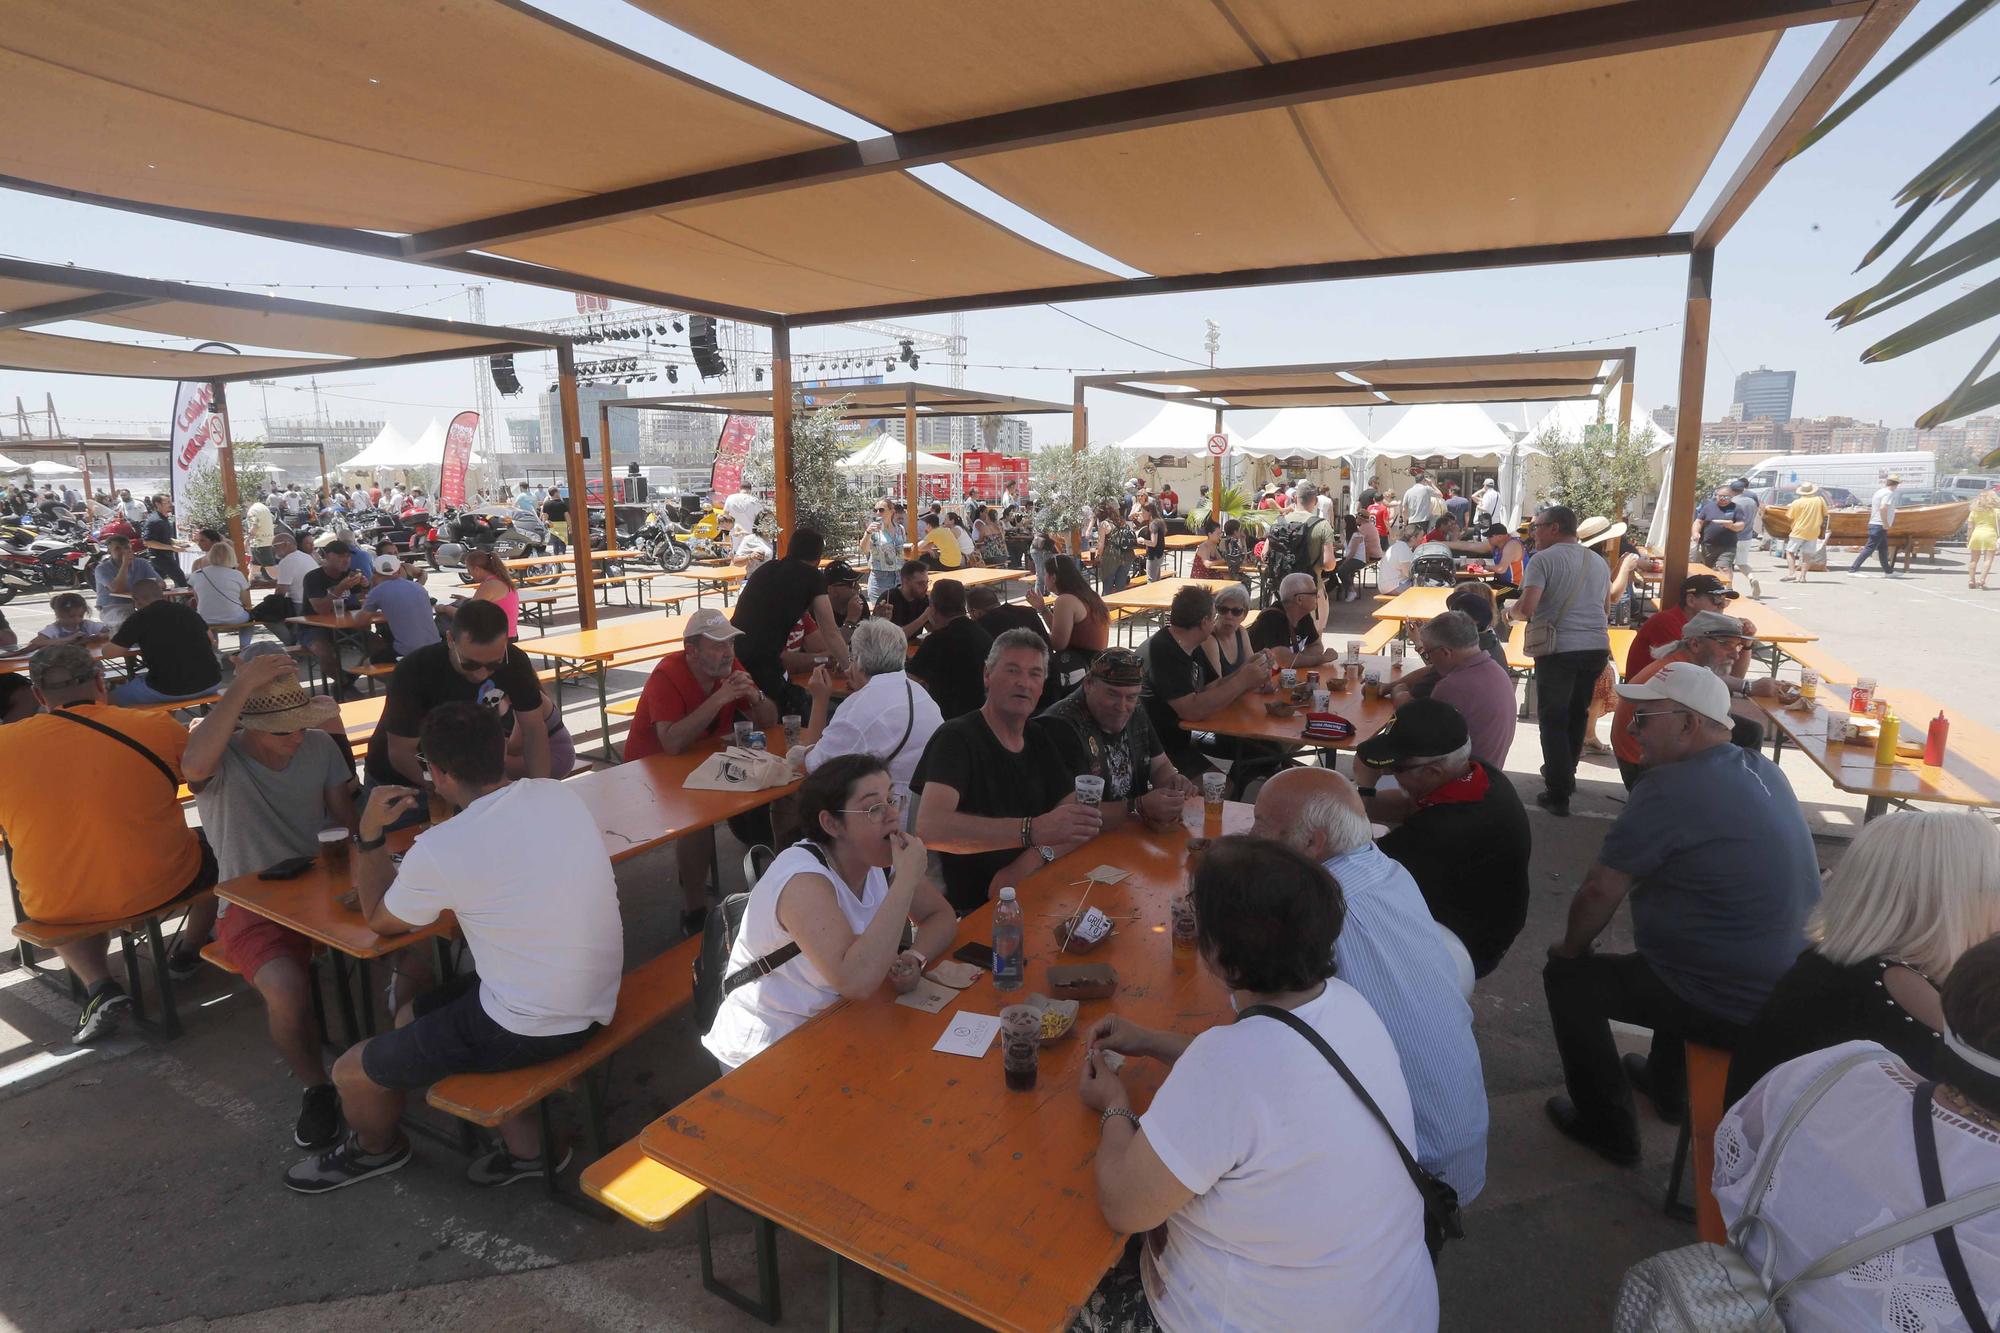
[258,855,317,880]
[952,942,996,970]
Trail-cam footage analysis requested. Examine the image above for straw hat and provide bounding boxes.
[236,670,339,733]
[1795,481,1820,495]
[1576,515,1629,546]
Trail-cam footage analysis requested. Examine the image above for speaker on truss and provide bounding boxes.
[489,354,522,395]
[688,315,728,379]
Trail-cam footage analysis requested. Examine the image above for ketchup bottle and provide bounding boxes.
[1925,711,1950,767]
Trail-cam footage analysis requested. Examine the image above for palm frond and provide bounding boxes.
[1790,0,2000,158]
[1860,278,2000,362]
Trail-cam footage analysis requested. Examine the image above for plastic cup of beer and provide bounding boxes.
[781,713,802,749]
[1313,688,1332,713]
[318,827,351,875]
[1390,638,1407,663]
[1346,639,1361,663]
[1279,667,1298,691]
[1800,669,1820,702]
[1169,894,1199,958]
[1000,1005,1041,1091]
[1074,774,1105,808]
[1201,771,1225,817]
[731,720,752,749]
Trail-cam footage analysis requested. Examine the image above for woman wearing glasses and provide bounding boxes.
[863,501,906,602]
[702,754,959,1071]
[1199,581,1256,679]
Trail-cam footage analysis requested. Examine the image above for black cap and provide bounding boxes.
[1681,573,1739,601]
[822,559,860,587]
[1355,699,1470,770]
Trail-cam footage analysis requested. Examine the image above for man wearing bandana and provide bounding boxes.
[1031,647,1193,829]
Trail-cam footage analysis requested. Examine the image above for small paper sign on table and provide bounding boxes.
[932,1012,1001,1058]
[894,979,959,1013]
[924,959,982,990]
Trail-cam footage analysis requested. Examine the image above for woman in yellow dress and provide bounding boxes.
[1969,489,2000,590]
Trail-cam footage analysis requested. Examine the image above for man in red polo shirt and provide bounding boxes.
[1624,573,1752,678]
[626,608,781,934]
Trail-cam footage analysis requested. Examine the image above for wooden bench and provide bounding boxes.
[198,940,239,975]
[426,937,702,1198]
[1355,620,1401,654]
[125,690,223,715]
[1776,639,1857,684]
[11,893,212,1037]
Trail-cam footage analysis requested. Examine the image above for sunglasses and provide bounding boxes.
[1627,708,1686,731]
[1217,605,1248,617]
[453,645,509,676]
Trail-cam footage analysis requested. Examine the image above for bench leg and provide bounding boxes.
[1663,1118,1694,1223]
[144,915,182,1039]
[827,1250,845,1333]
[327,955,362,1048]
[120,928,148,1026]
[580,1067,610,1160]
[357,959,378,1037]
[697,1199,783,1325]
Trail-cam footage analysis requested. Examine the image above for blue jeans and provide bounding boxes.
[1848,523,1893,573]
[868,569,898,602]
[111,674,219,706]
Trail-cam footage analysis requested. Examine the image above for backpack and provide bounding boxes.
[1106,523,1137,564]
[1259,520,1315,606]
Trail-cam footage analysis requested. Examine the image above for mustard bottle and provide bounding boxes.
[1874,708,1901,765]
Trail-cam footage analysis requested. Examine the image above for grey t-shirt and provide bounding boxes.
[1522,542,1610,653]
[1599,742,1819,1024]
[193,730,351,881]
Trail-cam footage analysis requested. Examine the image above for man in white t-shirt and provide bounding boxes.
[285,701,623,1195]
[1376,536,1416,594]
[1847,473,1902,576]
[272,533,320,607]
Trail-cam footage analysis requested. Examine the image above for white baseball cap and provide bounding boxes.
[373,553,402,575]
[1614,661,1732,727]
[685,607,744,641]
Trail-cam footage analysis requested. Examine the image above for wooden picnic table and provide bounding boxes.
[637,806,1240,1333]
[660,566,746,608]
[1164,531,1204,574]
[532,614,695,752]
[1755,684,2000,821]
[215,827,453,1042]
[1186,670,1400,752]
[284,610,385,700]
[932,566,1025,593]
[1100,576,1243,612]
[0,642,135,675]
[568,738,801,862]
[501,548,644,572]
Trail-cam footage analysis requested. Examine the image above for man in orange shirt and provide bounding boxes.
[1609,611,1782,788]
[0,643,218,1044]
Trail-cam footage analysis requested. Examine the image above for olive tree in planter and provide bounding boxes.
[743,398,871,553]
[1029,443,1128,542]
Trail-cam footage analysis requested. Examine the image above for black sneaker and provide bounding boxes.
[73,984,133,1046]
[1535,790,1572,817]
[166,948,203,983]
[1544,1095,1640,1168]
[466,1144,575,1188]
[294,1083,343,1149]
[679,906,710,939]
[284,1134,411,1194]
[1622,1053,1686,1125]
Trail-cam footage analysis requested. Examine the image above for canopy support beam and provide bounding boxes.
[905,383,919,556]
[402,0,1866,259]
[557,344,598,630]
[211,381,247,562]
[0,293,158,332]
[772,324,795,546]
[599,402,615,541]
[1661,251,1715,604]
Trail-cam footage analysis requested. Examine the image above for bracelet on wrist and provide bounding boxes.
[355,832,387,852]
[1100,1107,1141,1133]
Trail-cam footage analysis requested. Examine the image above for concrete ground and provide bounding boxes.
[1,544,1992,1332]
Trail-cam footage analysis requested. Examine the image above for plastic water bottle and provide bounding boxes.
[993,887,1024,993]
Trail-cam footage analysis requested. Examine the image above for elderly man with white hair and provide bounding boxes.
[1543,662,1818,1166]
[1247,572,1331,668]
[1251,766,1489,1202]
[798,617,943,809]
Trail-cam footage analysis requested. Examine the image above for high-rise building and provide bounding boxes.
[1732,367,1796,422]
[505,417,542,453]
[537,383,640,458]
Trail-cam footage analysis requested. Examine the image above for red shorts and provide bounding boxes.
[217,906,312,982]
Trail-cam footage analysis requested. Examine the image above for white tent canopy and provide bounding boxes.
[1110,402,1245,455]
[0,453,23,471]
[21,459,81,476]
[1529,398,1673,449]
[840,432,956,473]
[1239,407,1372,459]
[1371,403,1518,461]
[341,422,414,470]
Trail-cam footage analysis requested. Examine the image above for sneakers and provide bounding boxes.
[284,1133,411,1194]
[1535,790,1571,818]
[466,1144,575,1188]
[1545,1096,1640,1168]
[679,906,711,939]
[165,948,203,983]
[72,983,133,1046]
[294,1083,343,1149]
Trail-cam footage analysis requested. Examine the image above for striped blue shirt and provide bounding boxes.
[1325,844,1489,1202]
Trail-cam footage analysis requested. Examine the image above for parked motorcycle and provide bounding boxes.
[0,521,97,603]
[430,505,547,569]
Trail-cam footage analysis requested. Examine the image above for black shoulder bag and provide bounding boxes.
[1240,1004,1465,1261]
[1915,1081,1995,1333]
[49,707,180,791]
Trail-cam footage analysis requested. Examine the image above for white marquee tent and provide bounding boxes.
[1367,404,1544,530]
[1239,407,1372,459]
[1110,402,1245,456]
[840,432,957,473]
[340,422,415,470]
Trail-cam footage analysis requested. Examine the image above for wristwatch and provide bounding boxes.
[355,831,387,852]
[1037,845,1056,864]
[1100,1107,1142,1132]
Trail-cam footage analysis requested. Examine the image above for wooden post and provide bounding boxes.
[598,401,615,540]
[556,343,598,630]
[1618,359,1636,434]
[105,453,117,499]
[1069,380,1087,555]
[76,449,92,519]
[771,323,795,547]
[904,383,920,557]
[211,381,248,560]
[1211,406,1225,511]
[1661,252,1714,604]
[317,443,329,504]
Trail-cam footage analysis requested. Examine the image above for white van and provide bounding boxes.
[1940,474,2000,501]
[1743,451,1934,502]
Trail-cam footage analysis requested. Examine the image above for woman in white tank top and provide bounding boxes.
[703,755,959,1070]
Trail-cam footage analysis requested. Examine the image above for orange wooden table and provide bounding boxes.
[532,613,695,751]
[1756,685,2000,821]
[1188,676,1399,751]
[215,827,451,1042]
[566,740,801,863]
[1099,575,1242,613]
[636,806,1243,1332]
[933,565,1026,594]
[660,566,747,608]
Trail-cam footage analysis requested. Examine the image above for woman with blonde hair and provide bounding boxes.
[1968,487,1998,590]
[189,537,254,652]
[1725,810,2000,1104]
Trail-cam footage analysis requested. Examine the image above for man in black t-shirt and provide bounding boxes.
[730,529,853,704]
[1139,584,1270,777]
[1030,647,1190,827]
[966,585,1045,643]
[1247,572,1331,668]
[541,490,569,554]
[875,560,933,640]
[912,629,1102,913]
[908,579,992,720]
[140,494,189,587]
[364,600,559,812]
[109,579,223,705]
[299,540,370,685]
